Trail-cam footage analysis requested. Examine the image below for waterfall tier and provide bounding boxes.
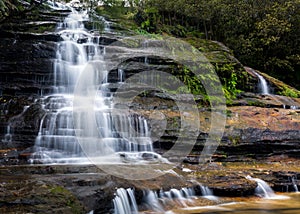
[113,185,216,214]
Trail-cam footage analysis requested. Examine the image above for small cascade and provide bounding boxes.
[2,125,12,143]
[143,190,165,212]
[246,175,288,199]
[275,95,300,110]
[283,105,299,110]
[199,185,213,196]
[291,176,299,193]
[253,71,270,95]
[199,185,218,200]
[246,175,276,198]
[141,187,196,212]
[113,185,218,213]
[118,68,125,83]
[2,105,29,145]
[113,188,138,214]
[101,17,111,32]
[191,181,217,200]
[53,11,91,94]
[142,40,149,64]
[46,0,70,10]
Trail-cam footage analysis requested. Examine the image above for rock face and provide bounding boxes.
[0,7,67,157]
[0,10,66,96]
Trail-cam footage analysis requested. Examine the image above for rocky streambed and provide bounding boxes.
[0,160,299,213]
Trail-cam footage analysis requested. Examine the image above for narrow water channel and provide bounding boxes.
[170,193,300,214]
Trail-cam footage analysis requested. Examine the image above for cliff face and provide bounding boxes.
[128,93,300,163]
[0,7,70,157]
[0,3,299,165]
[0,9,70,95]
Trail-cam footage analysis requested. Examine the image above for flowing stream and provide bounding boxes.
[112,177,300,214]
[112,179,300,214]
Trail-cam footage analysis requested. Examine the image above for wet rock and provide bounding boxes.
[4,103,45,150]
[210,176,257,197]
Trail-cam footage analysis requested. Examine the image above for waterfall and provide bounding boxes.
[275,95,300,110]
[246,175,289,199]
[2,105,29,145]
[246,175,276,198]
[199,185,218,200]
[142,40,149,64]
[2,125,12,143]
[118,68,125,83]
[113,185,217,213]
[113,188,138,214]
[29,3,156,164]
[292,177,299,193]
[143,190,165,212]
[253,71,270,95]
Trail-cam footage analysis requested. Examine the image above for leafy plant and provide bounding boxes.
[278,86,300,98]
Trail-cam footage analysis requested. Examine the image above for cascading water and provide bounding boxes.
[113,188,138,214]
[253,71,270,95]
[113,185,216,213]
[274,95,300,110]
[30,3,156,164]
[199,185,218,200]
[30,8,94,163]
[245,67,270,95]
[246,175,276,198]
[246,175,289,199]
[291,177,299,193]
[2,125,12,144]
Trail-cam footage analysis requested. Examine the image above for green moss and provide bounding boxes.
[49,185,85,213]
[29,24,56,33]
[245,99,266,107]
[278,86,300,98]
[183,38,228,53]
[228,136,241,146]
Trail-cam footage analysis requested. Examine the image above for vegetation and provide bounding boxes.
[2,0,299,100]
[0,0,49,22]
[130,0,300,90]
[94,0,299,100]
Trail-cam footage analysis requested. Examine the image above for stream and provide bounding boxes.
[170,193,300,214]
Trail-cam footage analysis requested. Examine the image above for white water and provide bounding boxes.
[275,95,300,109]
[292,177,299,192]
[252,71,270,95]
[1,125,12,143]
[199,185,218,200]
[29,4,155,164]
[113,188,138,214]
[246,175,289,199]
[113,185,217,213]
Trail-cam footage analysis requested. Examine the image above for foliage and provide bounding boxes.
[0,0,19,21]
[96,0,129,18]
[170,64,205,95]
[135,0,300,90]
[278,86,300,98]
[0,0,48,23]
[214,63,242,101]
